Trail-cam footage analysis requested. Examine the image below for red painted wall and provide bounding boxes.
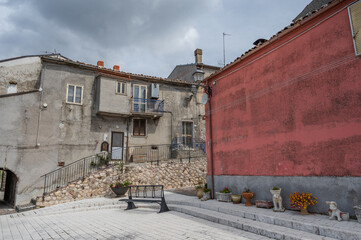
[205,0,361,177]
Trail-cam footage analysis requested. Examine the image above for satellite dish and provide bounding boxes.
[201,93,208,105]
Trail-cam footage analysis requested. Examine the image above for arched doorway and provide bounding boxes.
[0,168,18,207]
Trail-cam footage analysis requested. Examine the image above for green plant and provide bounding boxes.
[98,152,111,166]
[220,187,231,194]
[90,161,96,167]
[243,188,251,193]
[110,180,132,188]
[272,186,280,190]
[203,188,211,193]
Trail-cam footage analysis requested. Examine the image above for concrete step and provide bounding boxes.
[166,197,361,240]
[15,203,36,212]
[169,204,337,240]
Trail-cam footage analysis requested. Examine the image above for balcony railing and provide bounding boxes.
[132,98,164,114]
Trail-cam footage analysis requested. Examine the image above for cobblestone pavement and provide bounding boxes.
[0,203,270,240]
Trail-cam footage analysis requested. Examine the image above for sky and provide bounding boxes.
[0,0,311,78]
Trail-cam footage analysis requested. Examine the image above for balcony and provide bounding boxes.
[131,98,164,118]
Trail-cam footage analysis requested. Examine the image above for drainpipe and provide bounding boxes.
[163,111,173,144]
[35,64,46,147]
[207,91,215,199]
[126,117,130,163]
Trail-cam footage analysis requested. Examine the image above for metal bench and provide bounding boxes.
[119,185,169,213]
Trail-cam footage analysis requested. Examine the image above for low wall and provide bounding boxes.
[37,158,206,207]
[208,175,361,217]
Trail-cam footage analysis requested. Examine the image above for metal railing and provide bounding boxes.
[41,150,118,196]
[41,140,206,196]
[132,98,164,114]
[127,140,206,164]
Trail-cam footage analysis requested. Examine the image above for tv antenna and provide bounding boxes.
[223,32,231,67]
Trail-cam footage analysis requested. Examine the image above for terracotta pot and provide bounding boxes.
[231,194,242,204]
[242,192,254,206]
[196,188,204,199]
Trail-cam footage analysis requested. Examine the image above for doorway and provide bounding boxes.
[0,169,17,208]
[111,132,124,160]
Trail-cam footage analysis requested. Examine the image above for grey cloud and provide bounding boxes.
[0,0,310,77]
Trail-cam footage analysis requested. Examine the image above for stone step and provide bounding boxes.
[15,203,36,212]
[169,204,337,240]
[166,198,361,240]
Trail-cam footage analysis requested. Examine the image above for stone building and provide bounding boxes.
[168,48,220,83]
[0,54,206,207]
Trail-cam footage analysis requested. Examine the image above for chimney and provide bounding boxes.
[97,60,104,68]
[113,65,120,71]
[194,48,202,64]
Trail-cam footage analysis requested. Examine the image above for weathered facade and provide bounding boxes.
[204,0,361,216]
[0,55,205,206]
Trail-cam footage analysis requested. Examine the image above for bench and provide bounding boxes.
[119,185,170,213]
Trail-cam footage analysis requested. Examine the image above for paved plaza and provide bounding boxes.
[0,198,268,240]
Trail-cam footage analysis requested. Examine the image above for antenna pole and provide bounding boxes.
[223,32,231,67]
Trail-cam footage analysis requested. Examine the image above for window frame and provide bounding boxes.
[7,82,17,94]
[66,84,84,105]
[133,118,147,137]
[115,81,127,95]
[133,84,148,112]
[182,121,194,147]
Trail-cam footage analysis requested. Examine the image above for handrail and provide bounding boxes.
[41,141,206,197]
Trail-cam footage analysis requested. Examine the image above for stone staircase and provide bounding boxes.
[165,193,361,240]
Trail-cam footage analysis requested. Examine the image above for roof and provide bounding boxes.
[39,55,195,86]
[168,63,220,83]
[205,0,340,81]
[294,0,333,21]
[0,53,69,63]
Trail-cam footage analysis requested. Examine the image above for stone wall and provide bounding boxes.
[37,158,206,207]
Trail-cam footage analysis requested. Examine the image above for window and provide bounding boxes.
[116,81,126,94]
[133,84,147,112]
[349,0,361,56]
[182,121,193,147]
[7,82,17,94]
[66,84,83,104]
[133,119,146,136]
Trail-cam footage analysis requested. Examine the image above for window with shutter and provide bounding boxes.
[349,0,361,56]
[133,119,146,136]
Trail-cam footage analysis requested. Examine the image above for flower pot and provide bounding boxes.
[202,192,211,201]
[196,188,204,199]
[216,192,232,202]
[231,194,242,204]
[255,200,273,209]
[110,186,129,196]
[242,192,254,206]
[270,188,281,196]
[300,207,309,215]
[354,205,361,223]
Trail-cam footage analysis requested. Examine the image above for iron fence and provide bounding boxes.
[41,140,206,196]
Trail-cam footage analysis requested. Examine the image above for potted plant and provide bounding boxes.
[216,187,232,202]
[202,187,211,201]
[231,194,242,204]
[354,205,361,223]
[110,180,131,196]
[195,184,204,199]
[289,192,317,215]
[270,186,285,212]
[242,188,254,206]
